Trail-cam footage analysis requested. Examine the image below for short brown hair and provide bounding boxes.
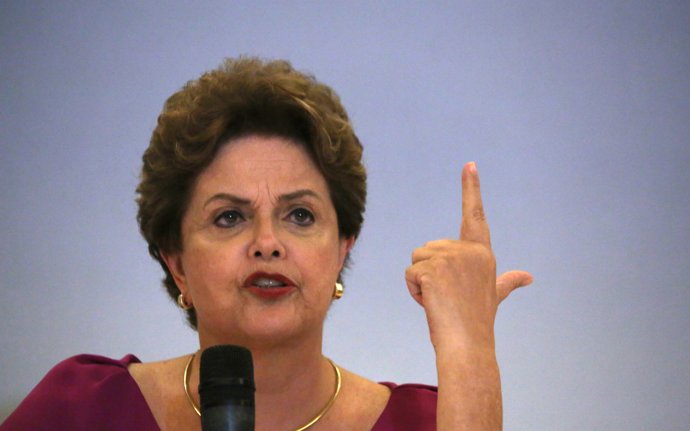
[136,57,367,328]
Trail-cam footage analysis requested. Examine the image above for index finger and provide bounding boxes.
[460,161,491,246]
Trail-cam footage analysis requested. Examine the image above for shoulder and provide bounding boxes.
[1,354,157,431]
[51,353,141,379]
[372,382,437,431]
[35,353,143,403]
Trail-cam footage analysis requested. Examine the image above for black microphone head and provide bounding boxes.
[200,345,253,382]
[199,345,255,410]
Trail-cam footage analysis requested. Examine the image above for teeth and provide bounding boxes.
[252,278,286,288]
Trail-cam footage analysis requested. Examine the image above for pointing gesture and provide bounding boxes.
[405,162,532,349]
[405,162,533,429]
[461,162,533,303]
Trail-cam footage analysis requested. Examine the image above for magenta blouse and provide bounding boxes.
[2,354,437,430]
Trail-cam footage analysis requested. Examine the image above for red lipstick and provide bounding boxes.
[243,272,296,300]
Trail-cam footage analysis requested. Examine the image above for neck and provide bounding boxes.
[189,334,338,430]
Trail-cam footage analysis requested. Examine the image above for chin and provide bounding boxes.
[202,311,319,348]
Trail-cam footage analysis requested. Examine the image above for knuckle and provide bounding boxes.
[404,265,415,278]
[470,244,494,261]
[418,272,434,286]
[410,249,419,262]
[472,206,486,222]
[411,247,426,263]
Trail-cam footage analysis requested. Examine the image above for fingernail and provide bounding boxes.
[469,161,477,174]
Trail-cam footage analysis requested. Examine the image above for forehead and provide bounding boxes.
[195,135,326,194]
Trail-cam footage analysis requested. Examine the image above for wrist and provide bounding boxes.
[431,330,496,356]
[434,337,499,380]
[435,344,501,394]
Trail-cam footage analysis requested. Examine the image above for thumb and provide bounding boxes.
[496,270,533,304]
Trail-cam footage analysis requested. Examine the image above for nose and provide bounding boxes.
[248,217,286,260]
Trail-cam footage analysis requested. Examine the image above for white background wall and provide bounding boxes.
[1,1,688,429]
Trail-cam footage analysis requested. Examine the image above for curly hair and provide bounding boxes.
[136,57,367,328]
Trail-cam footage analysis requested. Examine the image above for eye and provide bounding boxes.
[214,210,244,228]
[288,207,314,226]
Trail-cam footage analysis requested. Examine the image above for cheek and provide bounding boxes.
[297,238,345,278]
[183,243,243,289]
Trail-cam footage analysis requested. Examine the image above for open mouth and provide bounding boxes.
[243,272,296,298]
[251,277,287,288]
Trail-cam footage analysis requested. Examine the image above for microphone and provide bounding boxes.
[199,345,255,431]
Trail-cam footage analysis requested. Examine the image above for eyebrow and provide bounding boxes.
[203,189,322,209]
[203,193,250,209]
[279,189,321,203]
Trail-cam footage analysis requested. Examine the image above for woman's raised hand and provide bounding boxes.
[404,162,532,351]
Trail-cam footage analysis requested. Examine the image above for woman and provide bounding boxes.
[2,58,532,430]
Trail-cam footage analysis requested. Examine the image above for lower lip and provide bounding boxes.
[246,286,295,299]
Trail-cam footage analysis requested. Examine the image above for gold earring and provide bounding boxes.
[333,282,344,299]
[177,293,193,310]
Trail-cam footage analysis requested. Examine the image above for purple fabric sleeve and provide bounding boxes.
[1,354,158,431]
[2,355,437,430]
[372,382,437,430]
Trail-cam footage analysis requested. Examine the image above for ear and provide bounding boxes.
[338,236,356,267]
[159,250,188,294]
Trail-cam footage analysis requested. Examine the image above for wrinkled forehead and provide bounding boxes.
[232,156,302,176]
[216,137,316,174]
[192,136,327,199]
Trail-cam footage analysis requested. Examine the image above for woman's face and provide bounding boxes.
[163,135,353,348]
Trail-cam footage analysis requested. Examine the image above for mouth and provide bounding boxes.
[243,272,296,299]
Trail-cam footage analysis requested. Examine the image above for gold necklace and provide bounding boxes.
[183,353,342,431]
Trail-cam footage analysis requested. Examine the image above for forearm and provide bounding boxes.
[436,343,502,430]
[405,163,531,430]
